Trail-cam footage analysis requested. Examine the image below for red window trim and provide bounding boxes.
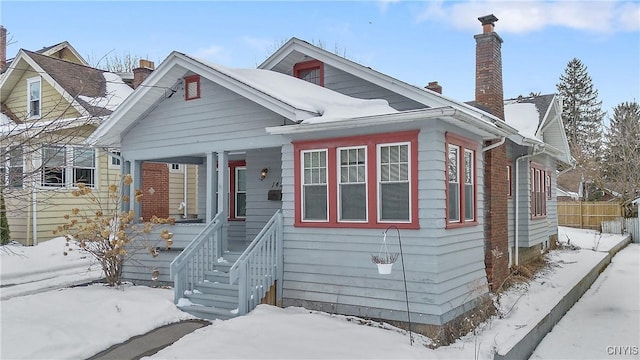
[530,162,547,219]
[507,163,513,198]
[445,132,478,229]
[184,75,201,101]
[293,60,324,87]
[227,160,246,221]
[293,130,419,229]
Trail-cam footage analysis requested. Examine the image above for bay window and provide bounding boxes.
[294,131,418,229]
[446,133,477,227]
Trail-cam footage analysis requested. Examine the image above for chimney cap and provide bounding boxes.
[478,14,498,25]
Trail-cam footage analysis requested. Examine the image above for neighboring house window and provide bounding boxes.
[169,163,183,173]
[42,147,66,187]
[227,161,246,220]
[27,77,42,119]
[41,146,95,188]
[446,133,477,227]
[530,164,547,218]
[294,60,324,87]
[73,147,95,187]
[294,131,418,229]
[109,151,121,169]
[184,75,201,101]
[2,147,23,188]
[507,164,512,198]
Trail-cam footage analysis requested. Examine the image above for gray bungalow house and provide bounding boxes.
[89,16,571,336]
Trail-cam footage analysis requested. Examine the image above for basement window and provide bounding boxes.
[184,75,201,101]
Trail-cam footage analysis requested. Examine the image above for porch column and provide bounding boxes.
[217,151,229,252]
[205,152,217,222]
[130,160,142,221]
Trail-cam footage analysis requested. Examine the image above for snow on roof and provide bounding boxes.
[197,59,398,122]
[78,72,133,112]
[504,101,540,140]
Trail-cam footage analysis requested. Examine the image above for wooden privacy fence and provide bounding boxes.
[557,201,623,230]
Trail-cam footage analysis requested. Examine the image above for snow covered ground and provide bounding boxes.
[0,227,636,359]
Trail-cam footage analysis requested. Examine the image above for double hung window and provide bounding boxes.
[27,77,41,119]
[531,164,547,218]
[446,134,477,227]
[41,146,95,188]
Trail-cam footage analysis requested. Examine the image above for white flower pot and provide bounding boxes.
[376,262,394,275]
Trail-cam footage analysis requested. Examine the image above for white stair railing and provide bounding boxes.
[170,213,224,303]
[229,210,283,315]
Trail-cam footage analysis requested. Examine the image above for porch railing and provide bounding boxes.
[169,213,223,303]
[229,210,283,315]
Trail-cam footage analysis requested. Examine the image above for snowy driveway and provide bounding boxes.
[530,244,640,359]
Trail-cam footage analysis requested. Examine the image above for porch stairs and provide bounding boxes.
[170,211,283,321]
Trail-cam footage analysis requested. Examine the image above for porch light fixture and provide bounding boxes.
[260,168,269,181]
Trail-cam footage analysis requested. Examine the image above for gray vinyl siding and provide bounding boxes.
[279,122,489,326]
[513,153,558,249]
[245,148,283,243]
[322,65,425,111]
[269,57,425,111]
[121,78,288,160]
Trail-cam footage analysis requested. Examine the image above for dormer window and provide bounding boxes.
[27,77,41,119]
[184,75,201,101]
[294,60,324,87]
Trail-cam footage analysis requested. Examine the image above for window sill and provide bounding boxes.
[295,221,419,230]
[446,221,478,229]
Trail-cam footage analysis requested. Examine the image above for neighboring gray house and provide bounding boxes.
[89,16,571,337]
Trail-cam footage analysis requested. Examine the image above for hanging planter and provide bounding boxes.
[372,231,399,275]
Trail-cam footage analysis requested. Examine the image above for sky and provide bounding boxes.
[1,1,639,122]
[2,230,637,359]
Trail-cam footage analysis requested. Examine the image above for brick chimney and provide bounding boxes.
[426,81,442,94]
[475,14,509,291]
[132,59,155,89]
[0,26,7,73]
[475,14,504,120]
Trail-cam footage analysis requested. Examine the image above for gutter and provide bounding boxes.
[514,144,544,266]
[266,106,515,139]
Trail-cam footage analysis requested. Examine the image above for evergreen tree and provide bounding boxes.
[556,58,606,160]
[604,101,640,202]
[1,189,10,245]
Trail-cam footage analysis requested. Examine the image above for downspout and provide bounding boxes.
[514,145,544,266]
[183,167,188,219]
[32,180,37,246]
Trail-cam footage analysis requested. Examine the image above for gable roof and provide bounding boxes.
[0,49,132,120]
[89,51,398,147]
[504,94,573,165]
[259,37,519,136]
[4,41,88,73]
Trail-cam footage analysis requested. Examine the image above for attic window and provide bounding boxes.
[294,60,324,87]
[27,77,42,119]
[184,75,201,101]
